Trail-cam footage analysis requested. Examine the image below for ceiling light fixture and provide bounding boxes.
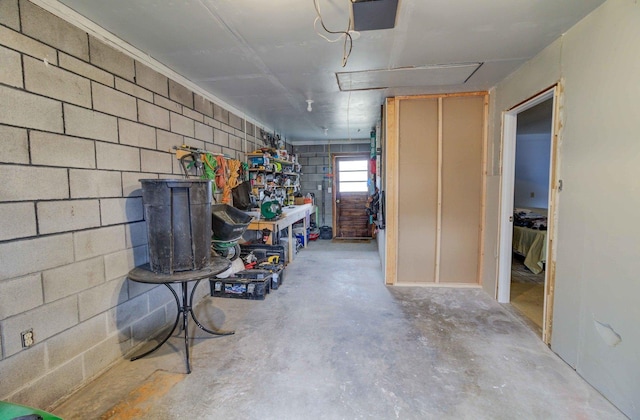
[306,99,314,112]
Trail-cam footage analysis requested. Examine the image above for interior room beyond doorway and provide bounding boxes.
[508,97,553,333]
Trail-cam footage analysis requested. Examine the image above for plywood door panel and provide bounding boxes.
[398,99,438,283]
[439,96,484,284]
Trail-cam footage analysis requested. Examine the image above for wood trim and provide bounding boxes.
[507,84,559,112]
[435,97,444,283]
[395,91,488,101]
[384,98,399,285]
[392,282,482,289]
[543,83,562,344]
[477,94,489,285]
[332,153,337,235]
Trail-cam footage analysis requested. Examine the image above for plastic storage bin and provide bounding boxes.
[210,276,271,300]
[140,179,212,274]
[211,204,253,241]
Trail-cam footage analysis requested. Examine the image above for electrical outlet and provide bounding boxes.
[21,329,34,348]
[530,192,535,198]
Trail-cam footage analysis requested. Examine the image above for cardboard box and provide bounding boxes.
[294,197,305,205]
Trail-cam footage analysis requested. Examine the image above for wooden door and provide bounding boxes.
[333,155,371,239]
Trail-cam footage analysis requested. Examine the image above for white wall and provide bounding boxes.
[485,0,640,416]
[514,133,551,209]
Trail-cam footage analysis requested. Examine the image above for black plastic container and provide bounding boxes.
[251,265,284,289]
[211,204,253,241]
[240,244,287,265]
[320,226,333,240]
[209,276,270,300]
[140,179,212,274]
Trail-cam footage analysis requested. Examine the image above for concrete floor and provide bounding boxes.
[52,240,624,419]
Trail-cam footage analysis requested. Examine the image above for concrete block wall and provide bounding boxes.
[293,142,370,228]
[0,0,268,410]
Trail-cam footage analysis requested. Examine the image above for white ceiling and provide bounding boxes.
[50,0,605,142]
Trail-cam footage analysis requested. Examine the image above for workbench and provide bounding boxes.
[247,204,317,263]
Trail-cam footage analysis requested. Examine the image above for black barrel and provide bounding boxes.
[140,179,212,274]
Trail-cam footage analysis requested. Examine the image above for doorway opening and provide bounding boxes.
[332,154,372,239]
[497,87,559,343]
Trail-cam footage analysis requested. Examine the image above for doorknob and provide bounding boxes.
[336,199,341,203]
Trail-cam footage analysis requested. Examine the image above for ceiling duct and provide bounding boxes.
[352,0,399,31]
[336,63,483,91]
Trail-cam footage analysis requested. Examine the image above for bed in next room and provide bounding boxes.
[512,208,548,274]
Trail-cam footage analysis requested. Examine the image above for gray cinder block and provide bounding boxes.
[138,100,170,131]
[0,85,63,132]
[31,131,96,169]
[21,0,89,60]
[182,106,203,123]
[195,121,214,142]
[70,169,122,199]
[169,80,194,109]
[0,25,57,65]
[141,149,172,174]
[194,94,213,117]
[0,45,22,87]
[0,165,69,202]
[115,77,153,102]
[1,295,78,357]
[37,199,101,235]
[89,36,134,81]
[43,257,106,302]
[96,142,140,172]
[100,197,144,226]
[64,104,118,143]
[24,56,91,108]
[118,119,156,149]
[59,52,114,87]
[0,202,37,241]
[73,225,126,261]
[0,273,43,319]
[135,61,168,96]
[170,112,195,137]
[92,82,137,120]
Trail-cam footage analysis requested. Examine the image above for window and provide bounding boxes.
[338,159,368,192]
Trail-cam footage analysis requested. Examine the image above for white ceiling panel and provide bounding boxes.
[50,0,606,142]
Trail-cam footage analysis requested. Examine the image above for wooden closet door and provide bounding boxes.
[439,96,484,283]
[397,99,438,284]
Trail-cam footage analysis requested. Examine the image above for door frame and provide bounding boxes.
[497,85,561,343]
[332,152,372,239]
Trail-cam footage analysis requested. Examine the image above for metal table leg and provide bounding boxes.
[130,283,181,362]
[131,279,235,374]
[188,280,236,336]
